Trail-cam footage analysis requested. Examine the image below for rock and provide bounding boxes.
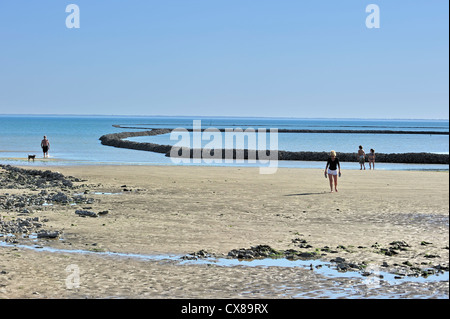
[227,245,282,259]
[331,257,346,263]
[37,230,60,239]
[389,241,410,250]
[424,254,440,258]
[298,252,317,259]
[433,264,450,272]
[75,210,98,218]
[50,192,71,204]
[0,165,80,189]
[382,248,399,256]
[181,249,212,260]
[292,238,307,244]
[337,263,350,271]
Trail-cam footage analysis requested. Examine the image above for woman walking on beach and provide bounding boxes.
[41,136,50,158]
[325,150,341,193]
[357,145,366,170]
[368,148,376,169]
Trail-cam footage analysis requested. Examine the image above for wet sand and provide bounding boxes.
[0,165,448,299]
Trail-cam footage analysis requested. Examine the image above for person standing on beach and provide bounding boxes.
[357,145,366,170]
[41,136,50,158]
[325,150,341,193]
[368,148,376,169]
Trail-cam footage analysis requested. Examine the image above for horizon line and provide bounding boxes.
[0,113,448,121]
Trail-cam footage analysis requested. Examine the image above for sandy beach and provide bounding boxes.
[0,165,448,299]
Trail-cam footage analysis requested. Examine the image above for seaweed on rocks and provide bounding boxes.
[0,165,81,189]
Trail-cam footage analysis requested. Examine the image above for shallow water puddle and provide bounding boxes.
[181,255,449,284]
[1,239,448,286]
[93,192,122,195]
[73,192,122,196]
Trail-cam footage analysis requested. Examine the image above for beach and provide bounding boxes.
[0,165,448,299]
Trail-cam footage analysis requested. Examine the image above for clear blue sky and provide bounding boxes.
[0,1,448,119]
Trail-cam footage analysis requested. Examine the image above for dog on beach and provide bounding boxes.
[28,155,36,162]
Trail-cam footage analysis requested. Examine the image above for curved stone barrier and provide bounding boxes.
[99,129,449,164]
[99,129,173,154]
[112,125,449,135]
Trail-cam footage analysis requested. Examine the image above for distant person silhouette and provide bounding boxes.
[357,145,366,170]
[368,148,376,169]
[41,136,50,158]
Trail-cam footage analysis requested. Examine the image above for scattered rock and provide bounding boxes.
[0,165,80,190]
[1,217,43,234]
[292,238,313,248]
[75,210,98,218]
[181,249,212,260]
[389,241,410,251]
[227,245,283,259]
[37,230,60,239]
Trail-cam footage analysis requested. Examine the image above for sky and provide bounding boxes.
[0,1,448,119]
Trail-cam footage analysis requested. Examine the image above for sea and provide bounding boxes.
[0,115,448,171]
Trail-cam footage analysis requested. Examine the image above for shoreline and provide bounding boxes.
[1,164,448,298]
[1,157,449,172]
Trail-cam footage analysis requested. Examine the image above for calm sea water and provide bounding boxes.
[0,115,448,170]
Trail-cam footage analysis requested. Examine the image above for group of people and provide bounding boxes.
[324,146,376,193]
[357,145,376,170]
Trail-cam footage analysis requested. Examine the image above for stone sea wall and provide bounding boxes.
[99,129,449,164]
[99,129,173,154]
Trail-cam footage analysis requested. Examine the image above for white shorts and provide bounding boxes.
[327,169,338,176]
